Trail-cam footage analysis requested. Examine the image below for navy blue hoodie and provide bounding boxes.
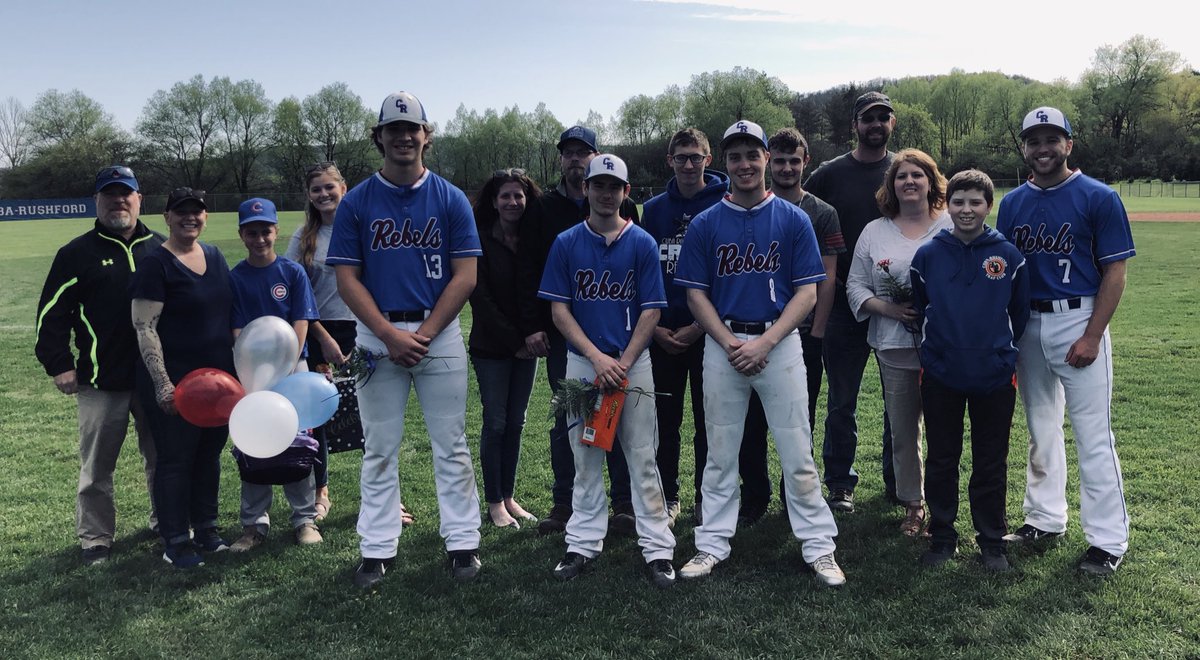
[642,169,730,329]
[910,226,1030,395]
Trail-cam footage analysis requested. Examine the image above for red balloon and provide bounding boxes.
[175,368,246,427]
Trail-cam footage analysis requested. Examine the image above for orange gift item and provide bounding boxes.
[581,377,628,452]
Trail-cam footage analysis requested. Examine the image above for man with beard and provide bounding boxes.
[996,107,1134,576]
[35,165,164,565]
[804,92,897,513]
[517,126,640,536]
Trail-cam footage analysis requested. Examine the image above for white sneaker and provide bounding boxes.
[680,551,720,579]
[809,553,846,587]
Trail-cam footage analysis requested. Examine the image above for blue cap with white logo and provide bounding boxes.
[584,153,629,184]
[238,198,278,225]
[1020,106,1072,139]
[557,125,598,153]
[720,120,769,151]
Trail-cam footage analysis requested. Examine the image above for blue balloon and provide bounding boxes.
[270,372,340,430]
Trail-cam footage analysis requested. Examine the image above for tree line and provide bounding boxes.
[0,34,1195,203]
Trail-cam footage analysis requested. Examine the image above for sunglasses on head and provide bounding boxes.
[99,165,135,179]
[492,168,527,178]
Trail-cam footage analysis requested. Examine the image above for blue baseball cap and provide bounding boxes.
[95,165,139,193]
[557,125,598,152]
[238,198,278,225]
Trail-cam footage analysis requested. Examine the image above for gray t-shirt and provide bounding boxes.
[795,192,844,332]
[285,224,354,322]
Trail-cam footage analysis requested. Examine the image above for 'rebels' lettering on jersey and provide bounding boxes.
[716,241,781,277]
[370,217,443,251]
[575,269,637,302]
[1007,222,1075,256]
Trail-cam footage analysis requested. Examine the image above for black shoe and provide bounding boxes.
[82,545,111,566]
[609,503,636,537]
[920,543,955,567]
[647,559,675,589]
[553,551,592,581]
[827,489,855,513]
[1003,524,1064,545]
[737,503,767,527]
[162,542,204,569]
[353,557,394,589]
[192,527,230,553]
[981,548,1011,572]
[1078,546,1123,576]
[537,504,572,535]
[448,550,481,582]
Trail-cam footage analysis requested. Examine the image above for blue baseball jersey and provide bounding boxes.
[996,171,1135,300]
[326,170,482,312]
[230,256,319,356]
[674,194,826,322]
[537,220,667,356]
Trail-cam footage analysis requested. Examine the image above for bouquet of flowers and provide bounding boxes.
[876,258,919,336]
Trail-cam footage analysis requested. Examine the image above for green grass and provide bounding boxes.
[1,217,1198,658]
[991,189,1200,215]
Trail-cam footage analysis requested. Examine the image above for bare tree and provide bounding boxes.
[0,97,32,167]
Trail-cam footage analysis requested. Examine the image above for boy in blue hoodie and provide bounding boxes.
[910,170,1029,571]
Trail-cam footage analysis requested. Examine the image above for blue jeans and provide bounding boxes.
[472,355,538,503]
[547,334,632,510]
[821,294,894,496]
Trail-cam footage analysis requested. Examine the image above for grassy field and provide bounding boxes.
[1,213,1198,658]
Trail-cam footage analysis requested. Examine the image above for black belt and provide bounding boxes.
[387,310,426,322]
[602,350,621,359]
[1031,298,1081,313]
[728,320,768,334]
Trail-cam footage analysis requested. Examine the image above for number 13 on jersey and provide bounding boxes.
[422,254,443,279]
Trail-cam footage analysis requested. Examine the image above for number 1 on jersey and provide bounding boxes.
[625,307,631,331]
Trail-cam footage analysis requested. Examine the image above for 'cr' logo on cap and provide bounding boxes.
[251,201,263,212]
[1036,110,1049,123]
[396,101,408,112]
[737,121,748,133]
[603,157,614,170]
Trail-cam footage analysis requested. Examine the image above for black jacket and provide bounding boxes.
[468,219,526,359]
[35,220,165,390]
[515,178,640,337]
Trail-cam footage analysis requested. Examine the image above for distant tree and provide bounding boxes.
[889,100,938,156]
[301,83,375,184]
[136,75,223,188]
[27,89,121,147]
[683,67,793,148]
[579,109,612,147]
[528,102,564,185]
[269,96,315,194]
[0,97,32,168]
[212,77,274,194]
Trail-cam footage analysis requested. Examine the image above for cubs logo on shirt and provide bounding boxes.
[271,283,289,300]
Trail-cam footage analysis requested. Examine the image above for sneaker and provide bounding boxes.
[1078,546,1123,576]
[230,527,267,553]
[553,551,592,581]
[609,503,636,537]
[981,548,1011,573]
[1002,524,1064,545]
[808,553,846,587]
[647,559,676,589]
[738,503,767,528]
[82,545,111,566]
[827,489,855,513]
[537,504,572,536]
[680,551,720,579]
[448,550,482,582]
[295,523,323,545]
[163,542,204,569]
[920,543,956,567]
[666,500,681,529]
[353,557,394,589]
[193,527,229,553]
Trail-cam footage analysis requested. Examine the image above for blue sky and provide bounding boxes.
[2,0,1195,133]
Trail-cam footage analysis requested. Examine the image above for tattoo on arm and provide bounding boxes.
[131,300,172,400]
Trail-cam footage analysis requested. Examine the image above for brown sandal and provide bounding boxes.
[900,503,927,538]
[315,494,332,522]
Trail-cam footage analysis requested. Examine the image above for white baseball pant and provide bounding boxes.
[354,318,482,559]
[696,329,838,563]
[1016,296,1129,556]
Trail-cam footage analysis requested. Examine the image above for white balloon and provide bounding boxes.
[229,391,299,458]
[234,315,301,392]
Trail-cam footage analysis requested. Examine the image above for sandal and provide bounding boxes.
[401,503,415,528]
[900,503,927,538]
[315,494,332,523]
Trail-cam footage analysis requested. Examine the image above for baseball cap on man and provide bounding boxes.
[95,165,139,193]
[853,91,894,119]
[557,125,598,152]
[720,120,769,151]
[238,198,278,225]
[165,187,207,212]
[376,91,431,129]
[584,154,629,184]
[1019,106,1073,139]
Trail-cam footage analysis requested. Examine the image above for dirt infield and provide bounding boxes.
[1130,212,1200,222]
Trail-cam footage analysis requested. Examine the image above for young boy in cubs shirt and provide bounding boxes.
[537,154,676,589]
[909,171,1029,571]
[674,120,844,587]
[228,198,323,551]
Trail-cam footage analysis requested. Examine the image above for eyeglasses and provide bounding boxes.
[670,154,708,165]
[306,161,337,175]
[858,111,892,124]
[560,148,594,159]
[492,168,527,178]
